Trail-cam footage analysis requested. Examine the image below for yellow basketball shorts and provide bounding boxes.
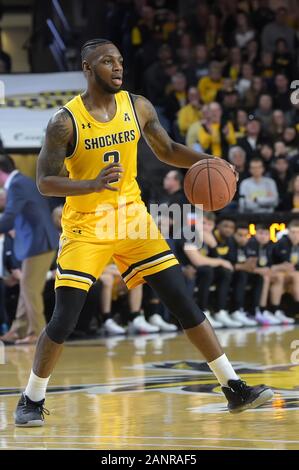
[55,204,179,291]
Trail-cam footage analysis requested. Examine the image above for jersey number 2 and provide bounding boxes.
[103,151,120,163]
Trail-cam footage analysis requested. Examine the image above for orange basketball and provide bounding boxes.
[184,158,237,211]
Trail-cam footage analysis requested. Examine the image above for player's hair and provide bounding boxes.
[236,222,249,231]
[217,216,236,225]
[203,211,216,222]
[256,223,269,231]
[288,219,299,229]
[0,153,16,174]
[81,38,113,61]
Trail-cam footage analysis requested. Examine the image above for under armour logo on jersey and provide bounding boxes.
[124,113,130,121]
[82,123,91,129]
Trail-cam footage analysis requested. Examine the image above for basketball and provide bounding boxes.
[184,158,237,211]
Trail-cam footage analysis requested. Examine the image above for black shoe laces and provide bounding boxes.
[23,396,50,419]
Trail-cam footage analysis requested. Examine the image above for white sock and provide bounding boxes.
[25,370,50,402]
[208,354,239,386]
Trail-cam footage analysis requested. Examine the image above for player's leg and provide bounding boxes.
[127,284,158,333]
[100,272,126,335]
[115,214,273,412]
[143,287,178,332]
[281,272,299,323]
[14,237,113,427]
[196,266,222,328]
[267,271,294,323]
[255,271,280,325]
[230,271,258,326]
[213,267,241,327]
[144,264,274,413]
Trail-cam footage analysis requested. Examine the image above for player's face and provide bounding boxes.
[289,227,299,245]
[203,217,215,233]
[235,228,249,246]
[86,44,123,94]
[218,220,235,238]
[255,229,270,245]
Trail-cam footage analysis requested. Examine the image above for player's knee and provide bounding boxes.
[46,306,81,344]
[46,315,78,344]
[169,290,206,329]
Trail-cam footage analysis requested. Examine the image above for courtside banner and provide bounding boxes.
[0,72,85,149]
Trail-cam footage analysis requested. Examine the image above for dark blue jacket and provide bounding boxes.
[0,172,59,261]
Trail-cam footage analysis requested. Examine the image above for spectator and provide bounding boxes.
[233,11,255,49]
[144,44,174,107]
[182,212,235,328]
[228,146,249,183]
[271,219,299,320]
[176,32,193,72]
[269,109,287,140]
[221,88,240,122]
[243,76,265,111]
[273,37,294,78]
[273,73,292,113]
[0,154,58,344]
[161,170,187,207]
[185,104,210,149]
[185,43,209,85]
[205,13,225,57]
[234,109,248,139]
[236,63,254,98]
[278,174,299,212]
[223,47,242,81]
[198,61,224,104]
[274,140,288,158]
[226,223,259,326]
[251,0,274,33]
[197,102,236,158]
[239,157,279,213]
[245,39,259,68]
[164,72,187,124]
[255,94,273,131]
[259,142,274,172]
[270,156,291,202]
[283,127,299,158]
[247,224,286,325]
[258,51,275,82]
[177,86,201,137]
[261,6,296,55]
[238,115,263,160]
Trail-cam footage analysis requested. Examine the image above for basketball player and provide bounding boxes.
[15,39,273,426]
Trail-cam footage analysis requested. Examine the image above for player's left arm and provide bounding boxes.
[133,94,215,168]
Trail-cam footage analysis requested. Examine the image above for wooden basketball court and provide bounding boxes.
[1,326,299,450]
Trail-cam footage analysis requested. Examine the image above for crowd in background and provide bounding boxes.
[98,0,299,213]
[0,0,299,341]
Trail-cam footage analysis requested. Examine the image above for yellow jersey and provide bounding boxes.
[63,91,142,213]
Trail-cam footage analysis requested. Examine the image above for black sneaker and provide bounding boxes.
[222,379,274,414]
[14,393,49,427]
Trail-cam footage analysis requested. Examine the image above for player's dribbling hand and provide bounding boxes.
[93,163,124,192]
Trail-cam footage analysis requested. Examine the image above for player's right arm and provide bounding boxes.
[37,109,123,196]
